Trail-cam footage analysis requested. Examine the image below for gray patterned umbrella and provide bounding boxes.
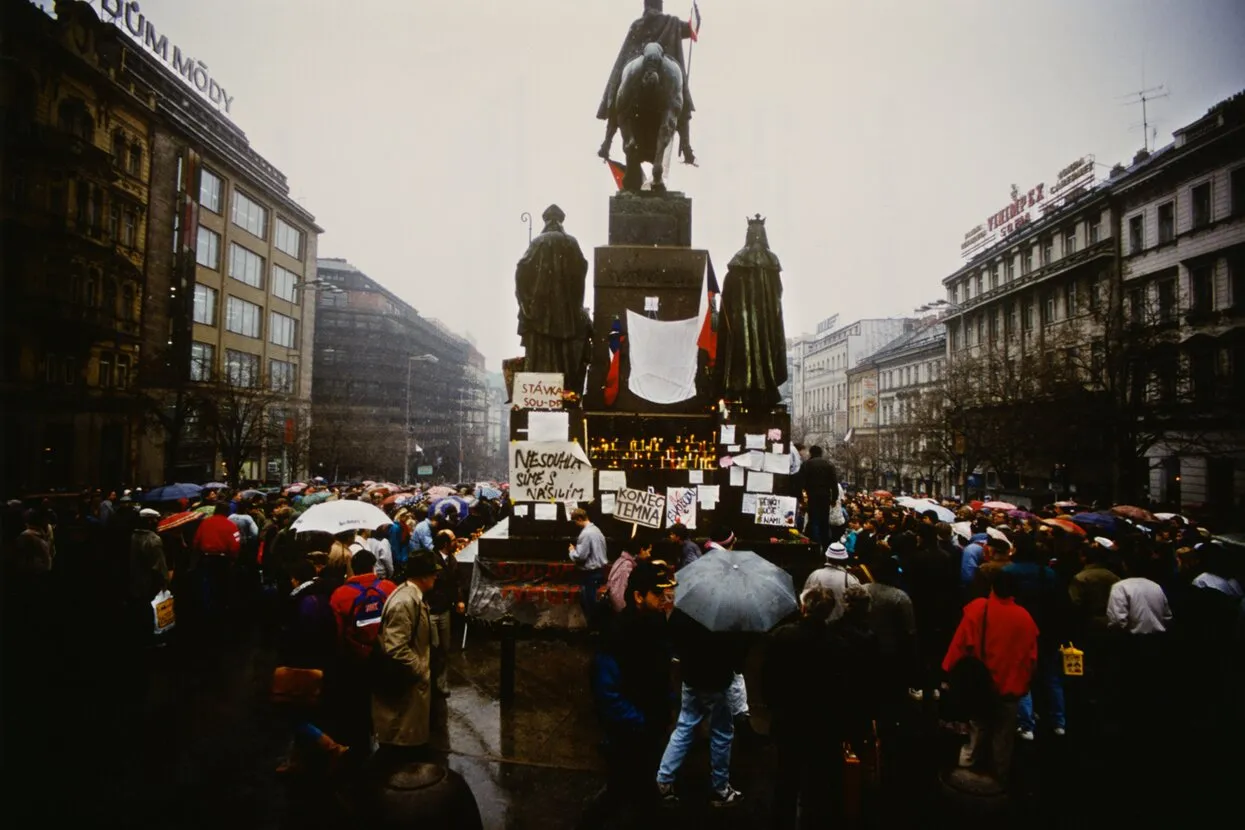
[673,548,797,632]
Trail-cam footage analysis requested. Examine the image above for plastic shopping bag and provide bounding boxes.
[152,589,176,635]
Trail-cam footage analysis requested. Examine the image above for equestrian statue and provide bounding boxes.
[597,0,697,193]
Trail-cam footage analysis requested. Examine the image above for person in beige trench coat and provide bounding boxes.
[372,550,440,757]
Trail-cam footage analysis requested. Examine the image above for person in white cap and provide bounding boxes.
[802,542,860,623]
[130,508,171,635]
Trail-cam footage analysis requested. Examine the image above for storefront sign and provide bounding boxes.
[90,1,234,114]
[509,441,592,503]
[1049,155,1096,199]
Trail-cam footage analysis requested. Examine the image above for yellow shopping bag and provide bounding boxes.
[1060,642,1084,677]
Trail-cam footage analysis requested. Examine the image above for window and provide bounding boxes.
[318,288,347,308]
[1158,201,1175,243]
[1129,215,1144,252]
[127,143,141,177]
[122,207,136,247]
[1007,302,1018,336]
[224,349,259,388]
[196,226,221,269]
[1088,274,1101,311]
[193,283,217,325]
[99,352,114,388]
[1042,237,1053,266]
[1005,259,1014,282]
[269,311,297,347]
[270,359,296,394]
[1065,281,1079,317]
[1023,300,1034,331]
[1089,216,1101,244]
[990,267,999,291]
[200,168,223,214]
[1191,182,1211,228]
[1091,341,1105,382]
[225,296,262,338]
[190,341,215,381]
[231,189,268,238]
[1043,292,1055,325]
[122,284,136,321]
[112,131,126,161]
[1128,287,1144,323]
[975,273,984,296]
[109,203,121,240]
[1158,279,1177,324]
[1232,168,1245,217]
[103,279,117,316]
[1190,265,1214,314]
[116,353,131,389]
[272,264,298,303]
[275,218,303,259]
[1190,348,1215,405]
[988,312,998,341]
[1233,259,1244,309]
[1022,249,1033,275]
[228,243,265,289]
[976,318,985,346]
[1064,228,1077,256]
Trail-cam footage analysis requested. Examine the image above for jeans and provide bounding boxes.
[959,697,1019,786]
[656,684,735,792]
[805,502,830,548]
[1017,647,1066,731]
[579,569,606,626]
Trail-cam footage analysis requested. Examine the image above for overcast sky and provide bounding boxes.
[70,0,1245,366]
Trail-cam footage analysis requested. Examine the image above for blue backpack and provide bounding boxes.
[344,582,386,660]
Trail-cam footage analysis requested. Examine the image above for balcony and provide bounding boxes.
[956,239,1114,313]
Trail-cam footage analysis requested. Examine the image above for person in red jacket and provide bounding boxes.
[326,548,397,758]
[191,503,242,631]
[942,569,1038,787]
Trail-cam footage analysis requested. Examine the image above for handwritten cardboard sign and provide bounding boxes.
[755,495,798,527]
[514,372,564,410]
[615,488,666,528]
[666,486,698,530]
[510,441,593,503]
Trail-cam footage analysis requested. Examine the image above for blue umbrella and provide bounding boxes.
[202,482,228,490]
[673,549,798,632]
[1070,511,1123,535]
[239,489,266,500]
[431,495,471,522]
[476,485,503,500]
[144,483,204,502]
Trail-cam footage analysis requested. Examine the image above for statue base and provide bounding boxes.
[608,192,692,247]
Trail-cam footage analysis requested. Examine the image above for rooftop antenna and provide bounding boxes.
[1120,79,1168,153]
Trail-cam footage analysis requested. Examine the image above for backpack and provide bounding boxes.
[343,582,387,661]
[944,602,997,720]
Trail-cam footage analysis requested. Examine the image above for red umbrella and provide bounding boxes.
[873,490,893,500]
[158,511,203,533]
[1042,517,1087,536]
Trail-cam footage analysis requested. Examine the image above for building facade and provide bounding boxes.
[310,259,490,484]
[794,317,912,448]
[866,320,947,495]
[939,90,1244,515]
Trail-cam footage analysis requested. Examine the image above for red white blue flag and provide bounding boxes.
[605,317,625,406]
[689,2,702,42]
[696,256,719,367]
[606,158,626,191]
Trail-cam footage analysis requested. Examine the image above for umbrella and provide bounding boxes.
[951,521,972,541]
[872,490,893,500]
[476,484,503,500]
[1071,511,1123,535]
[982,501,1017,511]
[673,549,798,632]
[1054,500,1079,509]
[425,485,456,499]
[1110,505,1156,523]
[898,498,955,523]
[1042,517,1087,536]
[239,489,265,500]
[1154,512,1188,524]
[382,492,418,507]
[969,500,985,510]
[157,511,204,533]
[291,500,393,535]
[193,504,217,515]
[144,483,204,502]
[1007,509,1038,521]
[431,495,471,522]
[286,483,307,494]
[312,476,326,483]
[202,482,228,490]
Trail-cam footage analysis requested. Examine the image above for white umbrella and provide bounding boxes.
[899,498,956,523]
[291,500,393,535]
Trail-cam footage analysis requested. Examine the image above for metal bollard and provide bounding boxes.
[498,614,517,704]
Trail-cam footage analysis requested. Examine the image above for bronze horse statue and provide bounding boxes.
[604,42,685,193]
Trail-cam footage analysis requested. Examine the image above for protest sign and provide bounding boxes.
[755,495,798,527]
[510,441,593,503]
[666,486,698,530]
[514,373,564,410]
[615,488,666,528]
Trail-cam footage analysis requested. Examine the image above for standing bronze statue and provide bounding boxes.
[515,205,592,397]
[717,215,788,408]
[597,0,696,191]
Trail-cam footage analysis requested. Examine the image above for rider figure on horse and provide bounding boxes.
[597,0,696,166]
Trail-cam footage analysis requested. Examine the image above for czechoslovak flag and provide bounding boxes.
[604,316,625,406]
[696,256,719,367]
[689,1,701,41]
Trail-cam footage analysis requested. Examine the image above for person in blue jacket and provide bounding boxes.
[580,560,676,826]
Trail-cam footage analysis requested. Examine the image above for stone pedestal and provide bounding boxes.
[584,245,709,413]
[608,192,692,247]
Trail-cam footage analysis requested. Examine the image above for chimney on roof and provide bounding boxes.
[1132,148,1151,165]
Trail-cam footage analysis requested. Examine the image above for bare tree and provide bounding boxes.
[193,373,278,487]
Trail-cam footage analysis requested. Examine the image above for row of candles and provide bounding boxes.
[588,435,718,470]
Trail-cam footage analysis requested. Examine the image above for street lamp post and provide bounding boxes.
[405,354,438,483]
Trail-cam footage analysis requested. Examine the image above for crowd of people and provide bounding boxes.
[581,447,1245,827]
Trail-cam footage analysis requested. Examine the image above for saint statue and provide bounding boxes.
[597,0,696,167]
[515,205,592,397]
[716,215,788,407]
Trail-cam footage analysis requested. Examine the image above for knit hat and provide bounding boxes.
[825,542,849,561]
